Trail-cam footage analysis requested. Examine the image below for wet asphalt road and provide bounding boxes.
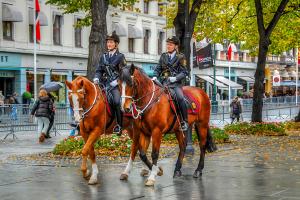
[0,133,299,200]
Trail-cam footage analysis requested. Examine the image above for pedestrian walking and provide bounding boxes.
[30,89,54,143]
[230,96,242,124]
[9,92,19,121]
[45,93,56,138]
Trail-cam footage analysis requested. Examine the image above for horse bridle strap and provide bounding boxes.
[68,84,98,120]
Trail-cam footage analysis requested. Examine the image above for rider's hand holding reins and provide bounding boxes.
[168,77,177,83]
[109,80,118,87]
[93,78,99,85]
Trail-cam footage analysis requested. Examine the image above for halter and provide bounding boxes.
[121,78,157,119]
[68,83,98,121]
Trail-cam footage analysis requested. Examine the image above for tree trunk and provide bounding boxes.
[251,37,270,122]
[86,0,109,80]
[295,109,300,122]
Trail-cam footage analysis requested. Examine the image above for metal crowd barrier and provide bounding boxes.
[0,102,299,139]
[0,104,72,139]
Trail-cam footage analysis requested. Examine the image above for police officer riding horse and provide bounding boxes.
[152,36,189,132]
[93,32,126,135]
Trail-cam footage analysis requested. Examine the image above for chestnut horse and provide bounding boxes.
[119,65,216,186]
[66,76,142,185]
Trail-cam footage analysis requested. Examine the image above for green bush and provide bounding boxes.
[224,122,286,136]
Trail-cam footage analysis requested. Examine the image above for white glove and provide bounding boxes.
[93,78,99,84]
[168,77,177,83]
[110,80,118,87]
[152,77,157,81]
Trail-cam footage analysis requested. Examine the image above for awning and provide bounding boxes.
[29,8,48,26]
[215,76,243,89]
[112,23,127,37]
[2,4,23,22]
[239,76,254,83]
[196,75,228,90]
[128,25,143,39]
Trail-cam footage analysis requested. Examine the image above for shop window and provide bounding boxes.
[3,21,13,40]
[53,15,62,45]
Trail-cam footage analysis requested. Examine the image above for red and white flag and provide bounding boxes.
[35,0,41,43]
[227,44,232,61]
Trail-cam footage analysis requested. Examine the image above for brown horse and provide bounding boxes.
[65,76,142,185]
[119,65,216,186]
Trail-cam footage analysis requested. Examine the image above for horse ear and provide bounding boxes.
[79,79,84,87]
[65,80,72,90]
[130,64,135,75]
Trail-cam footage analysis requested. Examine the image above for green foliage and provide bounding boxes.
[224,122,287,136]
[283,121,300,131]
[53,133,132,156]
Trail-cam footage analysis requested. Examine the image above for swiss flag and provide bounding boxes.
[227,44,232,61]
[35,0,41,43]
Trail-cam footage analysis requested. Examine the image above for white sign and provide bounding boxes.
[273,75,281,86]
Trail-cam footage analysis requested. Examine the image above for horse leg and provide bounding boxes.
[120,127,140,181]
[80,131,90,179]
[173,131,186,178]
[145,129,163,186]
[82,130,100,184]
[138,133,153,177]
[88,146,99,185]
[193,123,207,178]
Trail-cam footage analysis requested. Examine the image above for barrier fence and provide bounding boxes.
[0,100,299,139]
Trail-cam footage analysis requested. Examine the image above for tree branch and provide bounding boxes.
[254,0,266,37]
[227,0,244,23]
[265,0,290,38]
[189,0,203,33]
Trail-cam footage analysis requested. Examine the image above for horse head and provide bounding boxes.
[65,76,91,123]
[120,64,135,113]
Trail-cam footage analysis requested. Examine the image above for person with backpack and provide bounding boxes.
[30,89,54,143]
[230,96,242,124]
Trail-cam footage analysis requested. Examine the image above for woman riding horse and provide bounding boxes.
[119,63,216,186]
[93,31,125,136]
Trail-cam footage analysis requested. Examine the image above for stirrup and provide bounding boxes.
[113,124,122,136]
[180,121,189,132]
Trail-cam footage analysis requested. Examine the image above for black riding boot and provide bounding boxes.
[113,108,123,136]
[178,100,188,131]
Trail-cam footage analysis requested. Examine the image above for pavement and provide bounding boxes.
[0,131,299,200]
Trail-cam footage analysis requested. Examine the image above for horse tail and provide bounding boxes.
[206,128,217,153]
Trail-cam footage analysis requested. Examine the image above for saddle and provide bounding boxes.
[166,88,200,115]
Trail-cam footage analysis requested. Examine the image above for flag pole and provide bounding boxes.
[296,47,298,105]
[33,0,37,99]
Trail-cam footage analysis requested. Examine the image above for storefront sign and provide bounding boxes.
[0,52,21,67]
[273,75,281,86]
[0,71,14,77]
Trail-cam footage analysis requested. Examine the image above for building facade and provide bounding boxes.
[0,0,166,103]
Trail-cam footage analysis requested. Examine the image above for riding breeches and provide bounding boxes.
[110,87,123,127]
[173,87,188,122]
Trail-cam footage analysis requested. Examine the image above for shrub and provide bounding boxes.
[224,122,286,136]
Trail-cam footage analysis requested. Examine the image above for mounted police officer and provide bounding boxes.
[93,31,126,135]
[152,36,189,131]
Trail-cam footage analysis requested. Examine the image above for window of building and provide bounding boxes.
[75,19,82,48]
[3,21,13,40]
[29,25,34,43]
[144,1,149,14]
[157,32,164,55]
[144,30,150,54]
[53,15,62,45]
[128,38,134,53]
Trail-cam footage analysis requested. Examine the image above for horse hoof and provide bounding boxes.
[83,170,91,180]
[145,179,155,186]
[120,173,128,181]
[193,170,202,178]
[173,170,182,178]
[140,169,149,177]
[88,176,98,185]
[157,166,163,176]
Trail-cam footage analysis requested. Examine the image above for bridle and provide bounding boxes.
[68,83,98,122]
[121,77,160,119]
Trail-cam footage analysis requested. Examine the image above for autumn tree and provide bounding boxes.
[47,0,136,80]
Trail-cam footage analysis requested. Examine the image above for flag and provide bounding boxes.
[35,0,41,43]
[227,44,232,61]
[194,43,213,69]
